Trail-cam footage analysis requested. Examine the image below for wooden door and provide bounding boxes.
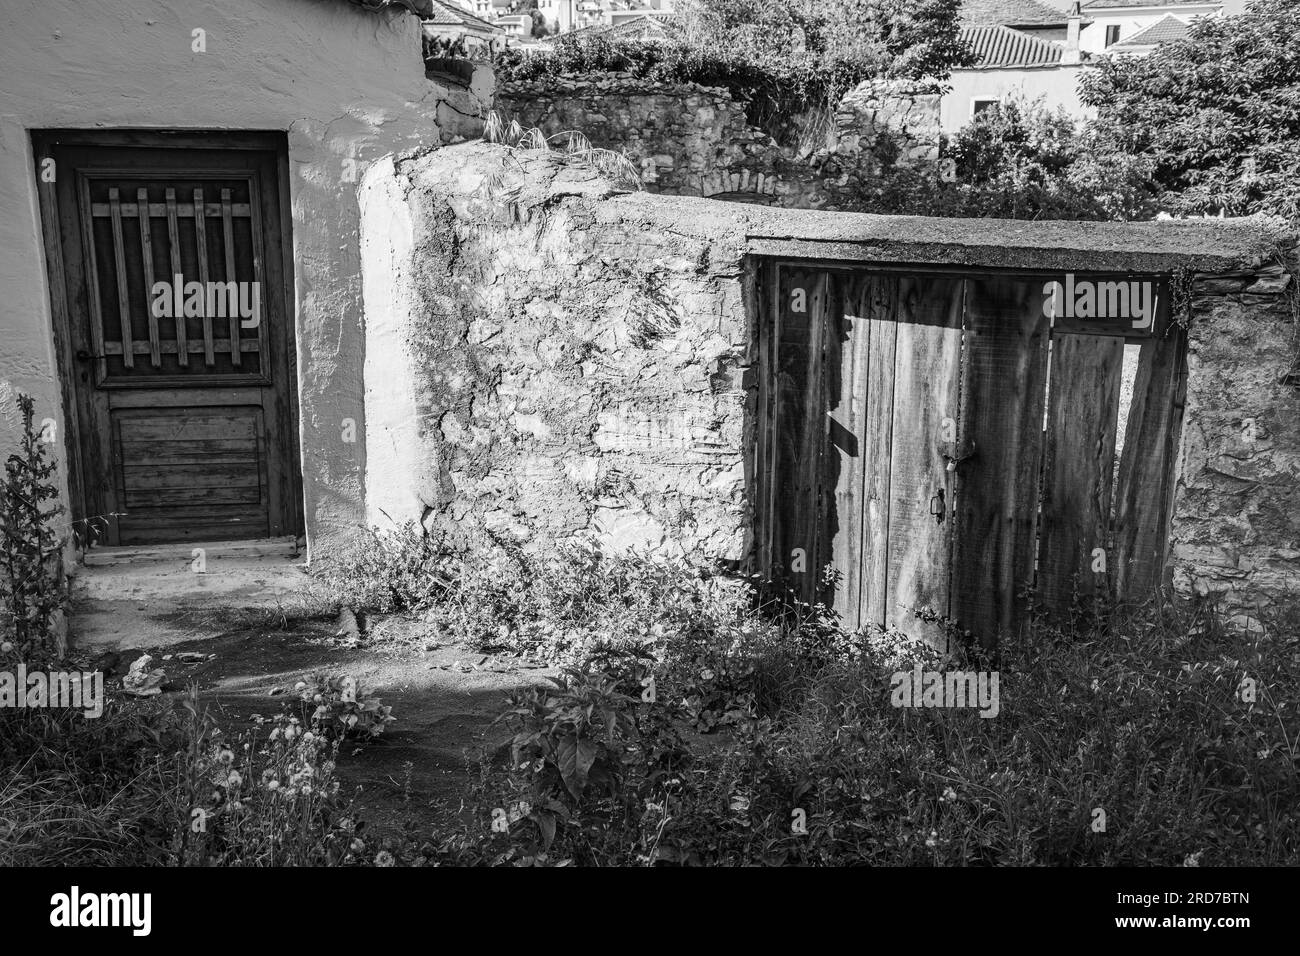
[758,263,1178,651]
[39,134,301,546]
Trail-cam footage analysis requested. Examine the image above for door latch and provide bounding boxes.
[929,488,945,524]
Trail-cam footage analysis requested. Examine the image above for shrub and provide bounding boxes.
[0,690,383,867]
[0,394,66,659]
[865,97,1160,221]
[294,672,396,740]
[1082,0,1300,219]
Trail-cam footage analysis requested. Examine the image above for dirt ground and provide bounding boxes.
[91,613,555,840]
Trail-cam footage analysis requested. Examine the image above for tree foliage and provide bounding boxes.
[865,98,1159,221]
[678,0,975,87]
[498,0,973,136]
[1082,0,1300,218]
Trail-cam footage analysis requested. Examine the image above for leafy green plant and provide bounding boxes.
[295,672,396,740]
[0,393,66,659]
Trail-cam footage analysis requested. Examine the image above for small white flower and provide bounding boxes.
[942,787,957,803]
[925,830,938,848]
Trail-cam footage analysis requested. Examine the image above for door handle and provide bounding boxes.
[929,488,945,524]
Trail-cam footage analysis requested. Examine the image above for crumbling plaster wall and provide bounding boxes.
[0,0,488,556]
[362,142,755,560]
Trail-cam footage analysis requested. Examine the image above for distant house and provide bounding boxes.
[1079,1,1222,55]
[424,0,505,58]
[1105,12,1195,52]
[941,0,1091,132]
[563,12,682,42]
[497,13,535,36]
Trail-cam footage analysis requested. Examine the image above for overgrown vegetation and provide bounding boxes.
[0,690,395,866]
[866,97,1160,221]
[0,399,397,866]
[0,395,65,660]
[496,0,973,143]
[320,527,1300,867]
[451,588,1300,866]
[1083,0,1300,219]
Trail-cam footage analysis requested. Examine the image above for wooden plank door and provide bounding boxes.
[1037,333,1125,613]
[881,276,965,647]
[1113,292,1186,599]
[759,264,1179,649]
[950,277,1051,649]
[41,136,301,546]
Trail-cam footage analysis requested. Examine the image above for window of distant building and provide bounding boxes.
[971,97,1000,117]
[1105,24,1120,47]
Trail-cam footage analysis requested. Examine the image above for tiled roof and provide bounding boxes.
[959,24,1067,66]
[565,14,683,41]
[960,0,1072,25]
[1112,13,1191,46]
[425,0,500,31]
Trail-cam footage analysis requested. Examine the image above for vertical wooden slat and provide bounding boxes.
[136,188,161,367]
[1037,333,1125,615]
[860,276,898,629]
[107,188,134,368]
[884,276,965,650]
[772,267,827,603]
[755,260,775,581]
[796,272,829,605]
[221,188,241,366]
[951,278,1051,650]
[194,188,215,366]
[1114,293,1185,599]
[165,188,188,366]
[824,273,868,628]
[247,177,269,370]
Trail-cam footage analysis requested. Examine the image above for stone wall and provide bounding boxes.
[362,140,1299,622]
[1173,267,1300,626]
[495,75,943,210]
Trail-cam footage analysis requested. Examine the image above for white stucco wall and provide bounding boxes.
[0,0,490,557]
[358,155,425,533]
[940,65,1094,133]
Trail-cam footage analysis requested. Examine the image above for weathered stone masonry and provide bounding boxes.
[361,140,1299,621]
[1174,267,1300,624]
[496,75,942,210]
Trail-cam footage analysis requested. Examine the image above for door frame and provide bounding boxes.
[31,129,304,549]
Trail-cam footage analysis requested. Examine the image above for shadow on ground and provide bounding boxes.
[91,615,554,839]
